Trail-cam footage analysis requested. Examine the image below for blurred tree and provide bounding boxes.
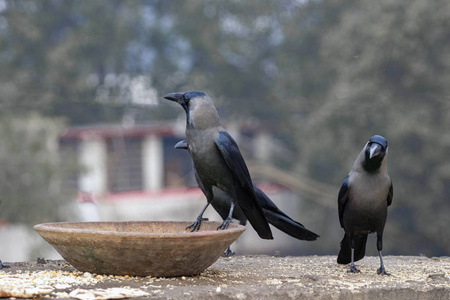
[0,0,181,124]
[164,0,287,120]
[275,0,450,255]
[0,113,77,225]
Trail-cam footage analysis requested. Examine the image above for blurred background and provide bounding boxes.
[0,0,449,261]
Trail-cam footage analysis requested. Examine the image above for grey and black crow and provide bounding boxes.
[175,139,319,254]
[164,91,273,239]
[337,135,393,275]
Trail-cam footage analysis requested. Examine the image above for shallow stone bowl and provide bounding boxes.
[34,221,245,277]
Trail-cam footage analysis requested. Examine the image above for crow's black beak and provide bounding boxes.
[163,92,185,104]
[369,143,383,159]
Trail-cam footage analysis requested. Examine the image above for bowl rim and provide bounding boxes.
[33,221,246,239]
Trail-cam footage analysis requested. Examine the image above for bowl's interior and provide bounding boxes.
[35,221,239,235]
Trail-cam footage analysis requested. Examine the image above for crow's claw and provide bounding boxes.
[0,260,10,269]
[348,265,360,273]
[217,217,231,230]
[377,266,390,276]
[186,217,209,232]
[223,247,235,257]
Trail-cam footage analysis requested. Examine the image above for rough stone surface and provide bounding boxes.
[1,255,449,299]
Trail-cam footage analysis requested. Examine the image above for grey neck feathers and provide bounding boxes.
[187,102,221,130]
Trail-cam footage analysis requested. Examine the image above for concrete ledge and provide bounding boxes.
[1,255,449,299]
[204,255,450,299]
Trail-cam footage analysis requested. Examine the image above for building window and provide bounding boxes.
[106,138,143,192]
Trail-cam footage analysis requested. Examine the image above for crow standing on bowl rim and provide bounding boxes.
[175,139,319,255]
[164,91,272,240]
[337,135,393,275]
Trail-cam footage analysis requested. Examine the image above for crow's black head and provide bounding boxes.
[163,91,207,112]
[363,135,388,172]
[164,91,220,129]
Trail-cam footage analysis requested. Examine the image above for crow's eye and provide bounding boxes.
[183,94,191,104]
[184,91,205,102]
[376,143,386,151]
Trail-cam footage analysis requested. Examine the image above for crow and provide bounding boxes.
[337,135,393,275]
[164,91,273,239]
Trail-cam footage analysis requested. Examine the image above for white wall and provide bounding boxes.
[78,138,107,195]
[142,135,164,192]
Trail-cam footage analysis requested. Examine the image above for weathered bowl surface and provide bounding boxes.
[34,221,245,277]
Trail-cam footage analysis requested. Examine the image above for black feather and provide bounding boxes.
[338,175,349,228]
[254,185,319,241]
[337,234,368,264]
[215,131,273,239]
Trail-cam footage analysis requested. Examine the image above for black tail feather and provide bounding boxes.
[254,185,319,241]
[238,186,273,240]
[337,234,368,264]
[265,211,319,241]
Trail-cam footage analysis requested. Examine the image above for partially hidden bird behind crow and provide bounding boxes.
[337,135,393,275]
[175,139,319,255]
[164,91,273,239]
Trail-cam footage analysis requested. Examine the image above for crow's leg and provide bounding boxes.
[218,201,235,230]
[376,233,390,275]
[348,234,360,273]
[187,186,215,231]
[186,202,210,232]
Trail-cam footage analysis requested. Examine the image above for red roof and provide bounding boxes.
[60,123,176,140]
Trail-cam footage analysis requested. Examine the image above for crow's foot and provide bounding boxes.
[348,265,360,273]
[377,266,390,276]
[0,260,10,269]
[186,217,209,232]
[223,247,235,257]
[217,217,231,230]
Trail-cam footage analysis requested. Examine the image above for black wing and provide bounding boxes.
[215,131,273,239]
[338,175,350,228]
[387,180,393,207]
